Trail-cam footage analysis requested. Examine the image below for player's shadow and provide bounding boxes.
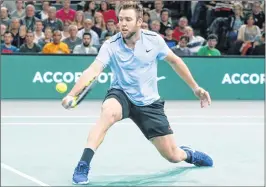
[88,166,210,186]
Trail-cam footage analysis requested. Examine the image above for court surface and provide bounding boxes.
[1,100,264,186]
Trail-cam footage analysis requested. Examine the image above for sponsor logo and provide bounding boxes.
[222,73,265,85]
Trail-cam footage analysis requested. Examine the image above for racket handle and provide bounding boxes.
[62,95,77,109]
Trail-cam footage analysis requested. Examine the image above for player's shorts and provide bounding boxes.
[104,88,173,140]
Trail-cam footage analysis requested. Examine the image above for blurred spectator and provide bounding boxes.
[227,3,245,42]
[16,25,26,48]
[21,4,39,31]
[62,25,82,53]
[251,32,265,55]
[19,30,41,53]
[92,12,106,38]
[100,19,116,44]
[159,8,171,36]
[172,17,188,41]
[42,30,70,54]
[35,0,50,20]
[99,1,118,24]
[1,7,10,28]
[1,31,19,53]
[252,1,265,29]
[43,6,64,32]
[9,18,21,47]
[115,22,120,33]
[197,34,221,56]
[143,11,151,26]
[150,20,161,34]
[56,0,76,24]
[77,19,100,47]
[11,0,25,19]
[164,24,177,48]
[185,26,205,54]
[73,10,85,31]
[171,35,192,56]
[1,1,16,13]
[83,1,95,20]
[33,20,44,43]
[61,21,70,41]
[38,27,53,49]
[1,24,7,43]
[141,22,149,30]
[149,0,164,22]
[73,32,97,54]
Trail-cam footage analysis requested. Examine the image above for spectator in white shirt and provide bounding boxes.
[33,20,45,43]
[184,26,205,54]
[73,32,98,54]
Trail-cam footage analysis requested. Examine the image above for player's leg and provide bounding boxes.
[131,99,213,167]
[72,88,131,185]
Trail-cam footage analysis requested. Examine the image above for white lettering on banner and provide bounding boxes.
[33,72,114,84]
[222,73,265,84]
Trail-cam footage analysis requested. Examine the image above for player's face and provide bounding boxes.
[119,9,142,39]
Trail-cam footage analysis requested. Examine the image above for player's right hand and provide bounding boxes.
[62,95,75,109]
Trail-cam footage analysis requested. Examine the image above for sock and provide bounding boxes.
[184,150,192,163]
[80,148,95,166]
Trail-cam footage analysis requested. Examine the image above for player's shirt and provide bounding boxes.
[96,29,170,106]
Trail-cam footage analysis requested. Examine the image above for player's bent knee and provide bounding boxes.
[101,98,122,124]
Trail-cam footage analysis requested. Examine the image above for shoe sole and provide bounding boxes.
[72,180,90,185]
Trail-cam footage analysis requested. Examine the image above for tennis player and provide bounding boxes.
[62,1,213,185]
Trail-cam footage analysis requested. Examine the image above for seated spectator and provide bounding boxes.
[83,1,96,20]
[33,20,45,43]
[35,0,50,20]
[197,34,221,56]
[10,0,25,19]
[1,1,16,16]
[15,25,26,48]
[1,7,10,28]
[164,24,177,48]
[150,20,163,37]
[56,0,76,24]
[143,11,151,26]
[237,14,261,55]
[19,30,42,53]
[141,22,149,30]
[21,4,40,31]
[38,27,53,49]
[61,21,70,41]
[9,18,21,47]
[73,32,97,54]
[92,12,106,38]
[171,35,192,56]
[172,16,188,41]
[252,1,265,29]
[1,31,19,53]
[227,3,245,42]
[149,0,164,22]
[100,19,116,44]
[43,6,64,32]
[42,30,70,54]
[251,32,265,55]
[185,26,205,54]
[159,8,171,36]
[0,24,7,43]
[77,19,100,48]
[73,10,85,31]
[99,1,118,24]
[62,25,82,53]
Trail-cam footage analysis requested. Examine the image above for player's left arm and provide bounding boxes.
[164,48,211,107]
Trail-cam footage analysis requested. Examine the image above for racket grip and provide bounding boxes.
[62,95,77,109]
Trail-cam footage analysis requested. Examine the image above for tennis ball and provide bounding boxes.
[56,82,67,94]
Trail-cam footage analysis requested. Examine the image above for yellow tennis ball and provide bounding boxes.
[56,82,67,94]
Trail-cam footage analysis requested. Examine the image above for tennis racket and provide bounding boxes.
[64,76,98,109]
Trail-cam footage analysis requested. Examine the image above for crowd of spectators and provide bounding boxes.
[0,0,265,56]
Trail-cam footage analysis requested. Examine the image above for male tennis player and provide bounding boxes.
[62,1,213,185]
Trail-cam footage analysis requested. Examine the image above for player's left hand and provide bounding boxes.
[193,87,211,108]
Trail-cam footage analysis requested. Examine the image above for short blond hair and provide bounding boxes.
[117,1,143,19]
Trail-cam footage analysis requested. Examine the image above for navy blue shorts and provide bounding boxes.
[104,88,173,140]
